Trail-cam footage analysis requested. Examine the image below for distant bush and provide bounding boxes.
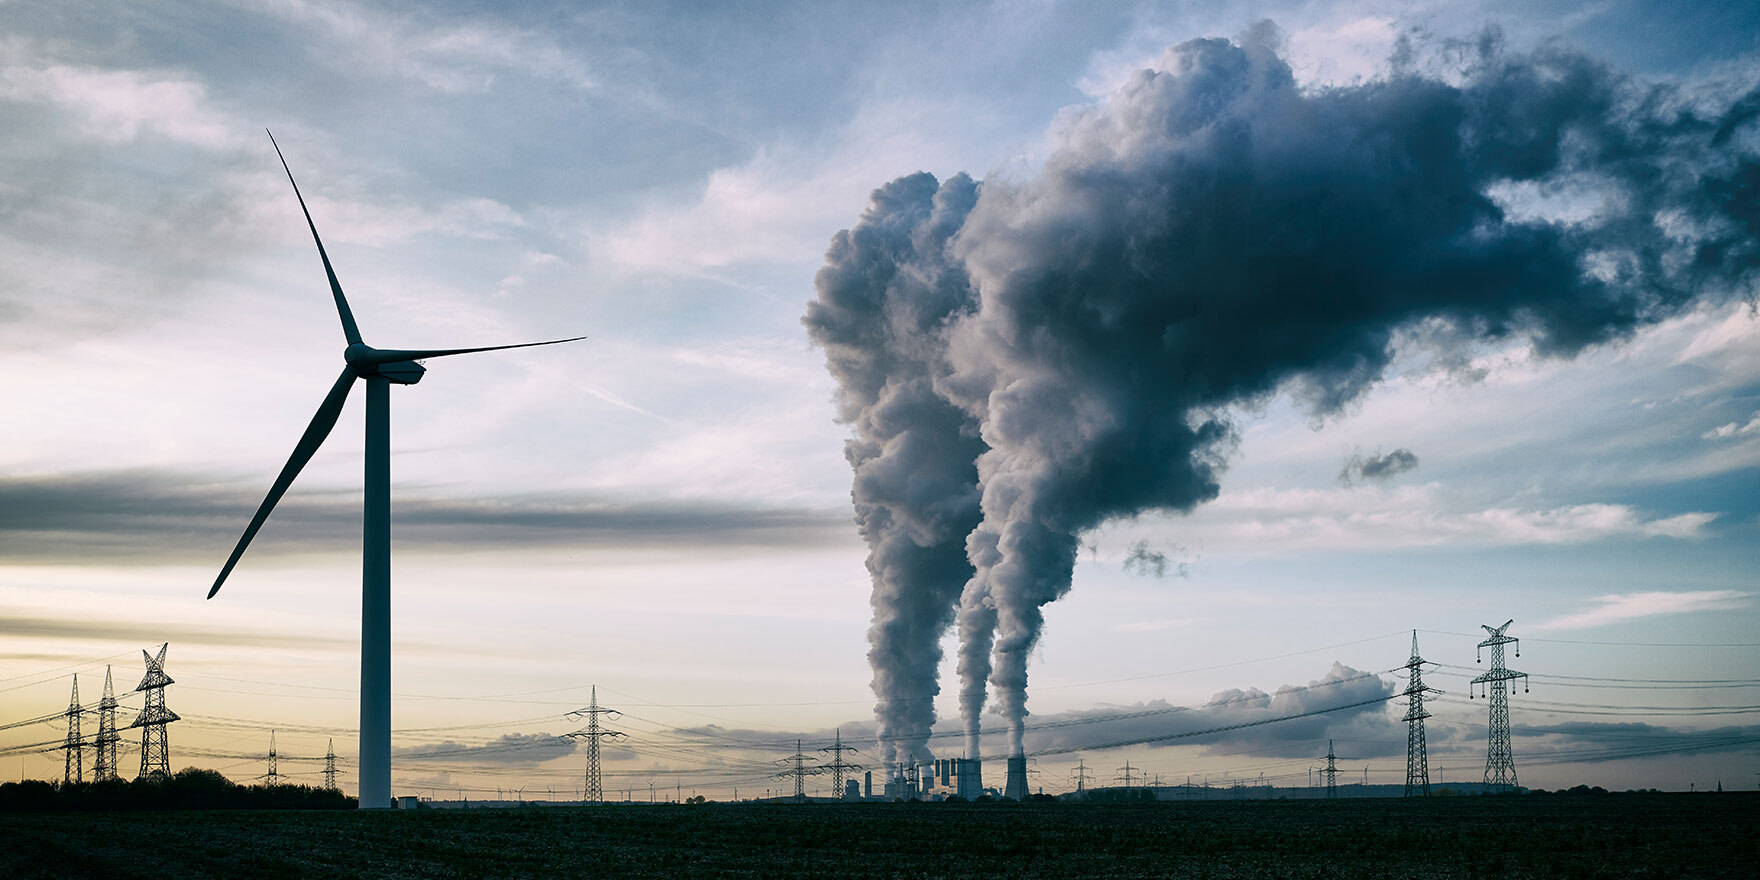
[1085,788,1156,803]
[0,768,356,811]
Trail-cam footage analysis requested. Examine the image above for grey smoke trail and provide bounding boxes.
[802,172,985,769]
[1339,448,1420,486]
[937,26,1756,754]
[814,24,1759,760]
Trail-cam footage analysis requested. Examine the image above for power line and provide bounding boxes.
[1421,630,1760,648]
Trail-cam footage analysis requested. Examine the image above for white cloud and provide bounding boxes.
[1703,411,1760,440]
[1533,590,1754,632]
[242,0,594,93]
[1113,618,1195,633]
[588,99,969,277]
[1185,484,1718,552]
[0,60,242,149]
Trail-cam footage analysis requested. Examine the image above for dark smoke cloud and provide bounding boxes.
[1122,540,1187,578]
[803,173,986,769]
[1338,448,1420,486]
[810,24,1758,761]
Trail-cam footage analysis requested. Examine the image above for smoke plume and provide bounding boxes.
[802,172,985,769]
[1338,448,1420,486]
[809,24,1758,761]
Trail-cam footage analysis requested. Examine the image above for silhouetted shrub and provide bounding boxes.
[0,769,355,811]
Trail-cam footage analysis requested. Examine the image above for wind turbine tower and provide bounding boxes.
[205,133,584,809]
[129,643,178,779]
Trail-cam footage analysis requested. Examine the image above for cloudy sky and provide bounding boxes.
[2,0,1756,798]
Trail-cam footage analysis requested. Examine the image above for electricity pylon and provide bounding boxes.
[93,667,119,783]
[266,730,280,783]
[818,729,862,799]
[61,675,85,785]
[324,738,338,791]
[1322,740,1339,799]
[1402,630,1435,796]
[1471,619,1529,793]
[565,686,624,804]
[1115,761,1138,788]
[1072,758,1092,795]
[774,740,823,800]
[129,643,178,778]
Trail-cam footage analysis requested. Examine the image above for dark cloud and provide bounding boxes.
[1516,720,1760,762]
[394,732,577,766]
[1019,663,1401,757]
[1338,448,1420,487]
[0,468,851,564]
[809,24,1759,760]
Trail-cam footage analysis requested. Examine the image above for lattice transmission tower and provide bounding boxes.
[775,740,823,800]
[1072,758,1091,796]
[265,730,280,784]
[93,666,120,783]
[565,686,625,804]
[129,643,179,778]
[1322,739,1339,799]
[61,674,85,785]
[818,728,862,799]
[324,738,338,791]
[1115,760,1138,788]
[1402,630,1436,796]
[1471,620,1529,793]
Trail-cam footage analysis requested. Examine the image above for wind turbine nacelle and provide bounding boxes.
[372,360,426,384]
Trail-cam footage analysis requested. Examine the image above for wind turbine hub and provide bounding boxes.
[344,343,426,384]
[344,342,374,365]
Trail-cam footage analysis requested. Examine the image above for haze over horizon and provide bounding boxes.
[2,0,1757,799]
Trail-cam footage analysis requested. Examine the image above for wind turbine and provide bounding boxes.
[206,131,583,809]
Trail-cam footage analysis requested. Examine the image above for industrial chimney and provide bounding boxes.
[1003,753,1028,801]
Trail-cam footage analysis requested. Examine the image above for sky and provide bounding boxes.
[1,0,1757,800]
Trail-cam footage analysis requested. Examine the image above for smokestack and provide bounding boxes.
[1003,754,1028,802]
[863,770,872,799]
[955,757,983,800]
